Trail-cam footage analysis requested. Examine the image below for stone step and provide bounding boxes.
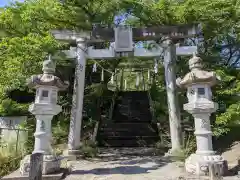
[98,147,160,156]
[99,135,159,140]
[116,98,149,103]
[98,136,159,147]
[116,97,149,102]
[117,103,150,108]
[98,130,158,137]
[114,119,152,123]
[114,113,152,118]
[99,129,156,135]
[113,113,152,122]
[101,123,157,129]
[97,91,159,147]
[116,111,151,115]
[118,91,149,97]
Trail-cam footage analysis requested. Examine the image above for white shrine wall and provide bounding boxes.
[0,116,28,153]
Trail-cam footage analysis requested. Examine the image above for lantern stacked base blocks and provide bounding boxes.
[20,104,63,175]
[20,155,62,175]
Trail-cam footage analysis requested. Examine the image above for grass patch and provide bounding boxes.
[0,140,26,178]
[79,140,99,158]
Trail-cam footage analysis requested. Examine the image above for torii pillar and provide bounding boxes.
[67,38,87,155]
[164,39,182,154]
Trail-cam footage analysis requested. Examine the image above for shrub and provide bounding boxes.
[80,140,99,158]
[0,141,26,178]
[52,115,70,145]
[171,134,196,161]
[0,98,29,116]
[0,154,22,178]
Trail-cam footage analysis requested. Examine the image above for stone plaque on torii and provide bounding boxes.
[51,24,201,156]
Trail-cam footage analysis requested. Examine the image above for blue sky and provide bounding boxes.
[0,0,24,7]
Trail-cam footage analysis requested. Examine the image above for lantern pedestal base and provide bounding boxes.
[185,153,227,176]
[20,154,63,175]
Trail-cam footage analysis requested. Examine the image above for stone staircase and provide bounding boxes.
[97,91,160,147]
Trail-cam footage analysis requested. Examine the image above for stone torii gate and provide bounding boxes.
[52,24,200,156]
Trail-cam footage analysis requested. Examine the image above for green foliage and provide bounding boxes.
[168,134,196,161]
[149,67,168,123]
[0,155,22,178]
[212,67,240,136]
[0,98,29,116]
[0,0,69,116]
[62,0,121,27]
[214,102,240,136]
[19,116,35,154]
[0,34,61,93]
[79,140,99,158]
[52,114,70,145]
[0,0,75,36]
[0,139,27,178]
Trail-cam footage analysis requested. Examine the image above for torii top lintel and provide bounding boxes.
[51,24,201,44]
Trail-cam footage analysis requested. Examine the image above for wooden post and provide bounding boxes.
[29,153,43,180]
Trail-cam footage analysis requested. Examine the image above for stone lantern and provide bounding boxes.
[176,54,226,175]
[20,55,69,175]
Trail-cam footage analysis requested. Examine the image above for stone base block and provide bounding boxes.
[62,149,83,160]
[164,148,186,161]
[67,149,81,155]
[20,154,62,175]
[63,150,77,161]
[185,153,227,176]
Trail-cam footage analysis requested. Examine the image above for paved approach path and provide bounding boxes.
[64,148,187,180]
[64,148,240,180]
[65,156,186,180]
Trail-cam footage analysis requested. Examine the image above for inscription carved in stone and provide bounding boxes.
[79,64,83,72]
[40,120,45,131]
